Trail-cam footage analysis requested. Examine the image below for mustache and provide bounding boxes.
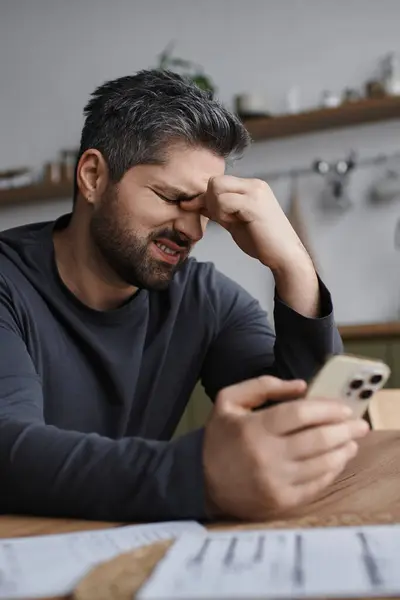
[150,229,191,249]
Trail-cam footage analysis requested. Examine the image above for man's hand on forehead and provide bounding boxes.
[181,174,307,271]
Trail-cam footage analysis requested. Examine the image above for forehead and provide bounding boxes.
[162,144,226,179]
[126,144,226,195]
[158,145,226,194]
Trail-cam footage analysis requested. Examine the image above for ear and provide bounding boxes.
[76,149,109,207]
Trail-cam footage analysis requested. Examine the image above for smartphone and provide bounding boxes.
[306,354,391,418]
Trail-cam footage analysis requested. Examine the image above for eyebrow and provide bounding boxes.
[152,184,202,202]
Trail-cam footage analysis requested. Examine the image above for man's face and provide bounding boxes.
[90,144,225,290]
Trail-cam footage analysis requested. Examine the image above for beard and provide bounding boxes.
[90,186,191,290]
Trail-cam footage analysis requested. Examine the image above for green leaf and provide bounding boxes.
[192,74,215,94]
[157,41,175,69]
[169,57,194,69]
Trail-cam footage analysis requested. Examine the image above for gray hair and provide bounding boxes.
[74,69,250,201]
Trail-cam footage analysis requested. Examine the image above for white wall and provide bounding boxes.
[1,0,400,324]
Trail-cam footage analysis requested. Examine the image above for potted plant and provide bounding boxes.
[156,42,216,96]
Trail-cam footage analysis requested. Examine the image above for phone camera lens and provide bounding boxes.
[350,379,364,390]
[359,389,373,400]
[370,374,383,385]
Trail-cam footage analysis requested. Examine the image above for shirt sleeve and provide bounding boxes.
[0,277,208,521]
[200,265,343,400]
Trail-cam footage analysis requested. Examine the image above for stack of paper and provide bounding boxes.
[0,520,204,599]
[138,524,400,599]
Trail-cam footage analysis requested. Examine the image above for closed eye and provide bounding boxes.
[153,190,181,205]
[150,187,201,204]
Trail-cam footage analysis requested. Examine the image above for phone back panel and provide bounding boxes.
[306,354,391,417]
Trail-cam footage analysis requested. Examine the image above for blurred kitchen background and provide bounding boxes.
[3,0,400,413]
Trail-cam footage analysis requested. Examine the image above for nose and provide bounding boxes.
[174,206,207,243]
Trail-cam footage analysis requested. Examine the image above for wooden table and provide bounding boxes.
[1,431,400,600]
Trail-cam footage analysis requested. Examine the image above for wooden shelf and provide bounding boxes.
[242,96,400,141]
[0,181,72,205]
[339,321,400,340]
[1,96,400,206]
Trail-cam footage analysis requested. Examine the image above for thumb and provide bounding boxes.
[218,376,307,414]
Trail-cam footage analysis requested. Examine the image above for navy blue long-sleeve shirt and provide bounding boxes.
[0,214,342,521]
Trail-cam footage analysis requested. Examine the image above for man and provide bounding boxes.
[0,70,368,522]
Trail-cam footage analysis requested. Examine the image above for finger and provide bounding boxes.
[291,441,358,485]
[286,419,369,460]
[214,193,261,225]
[179,195,205,212]
[202,191,247,224]
[208,175,266,196]
[178,198,213,221]
[217,376,307,414]
[180,190,244,223]
[263,398,353,435]
[208,175,251,195]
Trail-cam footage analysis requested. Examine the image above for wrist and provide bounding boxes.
[271,252,320,318]
[271,249,316,286]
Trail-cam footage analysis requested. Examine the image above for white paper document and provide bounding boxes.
[138,524,400,599]
[0,520,204,599]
